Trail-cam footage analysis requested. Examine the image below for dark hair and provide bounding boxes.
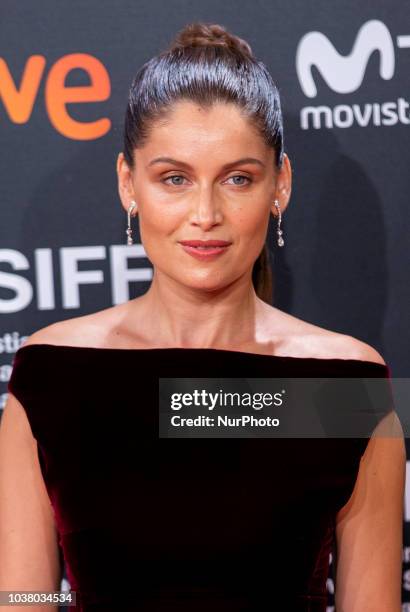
[123,22,285,304]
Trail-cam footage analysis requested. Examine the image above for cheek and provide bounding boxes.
[235,208,270,243]
[139,205,182,240]
[136,182,182,234]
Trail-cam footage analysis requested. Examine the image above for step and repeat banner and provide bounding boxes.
[1,1,409,609]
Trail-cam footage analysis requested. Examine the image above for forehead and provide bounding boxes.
[141,100,269,156]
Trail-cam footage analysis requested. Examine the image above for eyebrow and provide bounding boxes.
[147,156,266,170]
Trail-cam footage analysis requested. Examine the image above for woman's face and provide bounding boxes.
[117,100,291,292]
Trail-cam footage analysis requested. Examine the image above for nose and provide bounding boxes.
[189,189,223,230]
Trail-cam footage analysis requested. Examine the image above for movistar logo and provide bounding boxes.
[296,20,395,98]
[295,20,410,129]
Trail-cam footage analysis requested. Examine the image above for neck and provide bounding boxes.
[130,268,270,349]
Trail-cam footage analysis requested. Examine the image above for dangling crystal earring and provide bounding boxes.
[274,199,284,247]
[126,200,138,245]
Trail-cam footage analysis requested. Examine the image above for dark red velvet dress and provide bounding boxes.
[7,344,393,611]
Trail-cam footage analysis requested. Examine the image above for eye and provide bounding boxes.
[225,175,252,186]
[161,174,252,187]
[162,175,187,186]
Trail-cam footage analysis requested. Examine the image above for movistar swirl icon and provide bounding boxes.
[296,19,395,98]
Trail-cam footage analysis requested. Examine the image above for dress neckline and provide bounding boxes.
[15,342,389,371]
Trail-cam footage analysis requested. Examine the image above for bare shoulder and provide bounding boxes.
[330,333,387,365]
[266,306,386,364]
[310,331,386,366]
[20,303,128,349]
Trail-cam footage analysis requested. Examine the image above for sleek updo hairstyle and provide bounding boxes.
[123,22,285,304]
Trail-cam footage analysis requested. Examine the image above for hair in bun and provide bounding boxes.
[170,22,253,58]
[123,21,285,304]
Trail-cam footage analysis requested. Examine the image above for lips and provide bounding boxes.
[178,240,231,260]
[179,240,232,248]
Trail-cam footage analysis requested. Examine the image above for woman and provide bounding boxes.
[0,21,405,612]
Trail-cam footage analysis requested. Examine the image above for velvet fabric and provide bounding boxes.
[7,344,393,611]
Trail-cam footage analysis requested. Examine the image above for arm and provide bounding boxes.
[334,344,405,611]
[0,392,62,611]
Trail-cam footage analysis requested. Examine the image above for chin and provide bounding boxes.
[180,275,228,292]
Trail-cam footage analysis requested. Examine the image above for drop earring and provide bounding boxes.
[274,199,284,247]
[126,201,138,245]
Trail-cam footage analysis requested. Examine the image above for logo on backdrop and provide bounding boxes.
[296,19,410,130]
[0,53,110,139]
[0,246,153,313]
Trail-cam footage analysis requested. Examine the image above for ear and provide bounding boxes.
[272,152,292,216]
[116,152,138,215]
